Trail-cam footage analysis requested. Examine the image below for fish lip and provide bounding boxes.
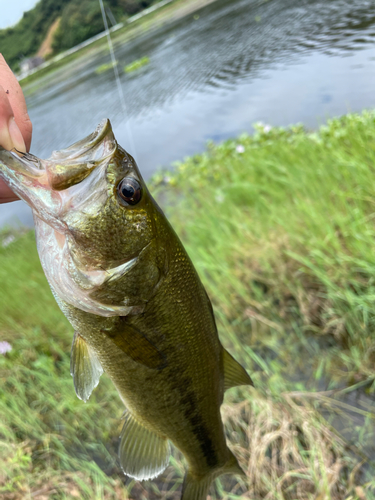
[49,118,115,161]
[0,146,63,230]
[0,118,115,180]
[0,119,116,231]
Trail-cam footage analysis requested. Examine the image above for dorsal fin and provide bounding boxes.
[223,348,253,391]
[70,332,104,402]
[119,411,170,480]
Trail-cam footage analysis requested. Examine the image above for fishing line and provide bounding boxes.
[98,0,137,158]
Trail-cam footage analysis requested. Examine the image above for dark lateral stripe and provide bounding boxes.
[177,378,219,469]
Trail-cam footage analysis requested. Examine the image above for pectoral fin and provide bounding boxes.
[223,348,253,391]
[70,331,104,402]
[103,321,167,370]
[119,411,170,480]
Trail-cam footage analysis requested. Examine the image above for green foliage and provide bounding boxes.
[0,0,157,71]
[110,0,155,16]
[51,0,108,53]
[124,55,149,73]
[154,111,375,383]
[0,0,70,71]
[95,61,118,74]
[51,0,155,54]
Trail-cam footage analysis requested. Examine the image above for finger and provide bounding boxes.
[0,179,18,203]
[0,83,26,152]
[0,54,32,151]
[0,100,21,199]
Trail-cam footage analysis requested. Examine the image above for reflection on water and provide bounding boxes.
[2,0,375,226]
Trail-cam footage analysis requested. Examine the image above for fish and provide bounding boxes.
[0,119,253,499]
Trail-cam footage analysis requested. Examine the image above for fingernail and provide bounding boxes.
[8,117,26,153]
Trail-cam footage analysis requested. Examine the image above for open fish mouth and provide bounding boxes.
[0,119,117,227]
[49,118,115,163]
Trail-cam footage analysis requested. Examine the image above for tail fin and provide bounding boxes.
[181,451,245,500]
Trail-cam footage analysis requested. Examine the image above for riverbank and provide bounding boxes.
[1,112,375,499]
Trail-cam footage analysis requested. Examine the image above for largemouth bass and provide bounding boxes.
[0,120,252,499]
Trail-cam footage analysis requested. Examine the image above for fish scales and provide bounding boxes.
[61,237,226,474]
[0,120,253,500]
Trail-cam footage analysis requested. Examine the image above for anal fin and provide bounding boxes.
[70,331,104,402]
[119,411,170,480]
[223,348,253,391]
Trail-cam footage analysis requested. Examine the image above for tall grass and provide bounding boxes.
[157,112,375,383]
[1,112,375,498]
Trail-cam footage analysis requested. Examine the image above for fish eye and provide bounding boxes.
[117,177,142,206]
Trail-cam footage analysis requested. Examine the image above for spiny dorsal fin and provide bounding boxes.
[119,411,170,480]
[223,348,253,391]
[70,331,104,402]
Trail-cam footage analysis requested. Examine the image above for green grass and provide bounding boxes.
[155,112,375,385]
[2,111,375,498]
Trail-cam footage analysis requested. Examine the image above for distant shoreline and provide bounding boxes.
[20,0,218,91]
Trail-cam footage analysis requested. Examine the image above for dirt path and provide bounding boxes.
[37,17,61,58]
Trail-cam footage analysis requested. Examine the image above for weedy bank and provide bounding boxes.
[1,111,375,499]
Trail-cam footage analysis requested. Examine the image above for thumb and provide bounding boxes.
[0,83,26,152]
[0,54,32,151]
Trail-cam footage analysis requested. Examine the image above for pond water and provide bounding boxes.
[1,0,375,227]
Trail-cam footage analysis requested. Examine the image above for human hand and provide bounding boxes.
[0,54,32,204]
